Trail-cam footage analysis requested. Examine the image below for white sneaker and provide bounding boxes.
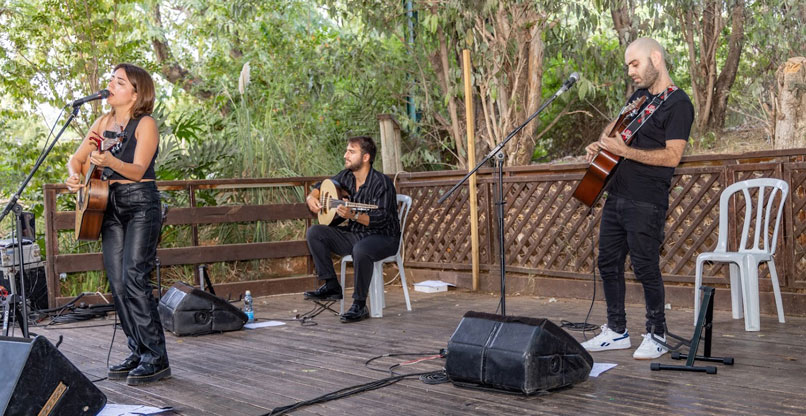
[633,333,668,360]
[581,325,631,352]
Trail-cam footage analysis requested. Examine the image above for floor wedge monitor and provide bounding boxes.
[445,311,593,394]
[158,281,248,336]
[0,335,107,415]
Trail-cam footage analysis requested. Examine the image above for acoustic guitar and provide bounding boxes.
[75,133,122,240]
[572,96,647,207]
[317,179,377,226]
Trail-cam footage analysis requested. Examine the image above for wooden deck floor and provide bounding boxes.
[32,286,806,416]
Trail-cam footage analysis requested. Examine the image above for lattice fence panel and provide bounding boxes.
[501,177,599,275]
[663,169,725,281]
[395,152,805,295]
[787,164,806,288]
[399,182,490,266]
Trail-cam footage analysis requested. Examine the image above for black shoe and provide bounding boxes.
[108,355,140,380]
[126,362,172,386]
[340,303,369,323]
[304,282,343,301]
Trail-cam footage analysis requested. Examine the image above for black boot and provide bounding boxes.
[108,354,140,380]
[126,361,172,386]
[304,280,343,301]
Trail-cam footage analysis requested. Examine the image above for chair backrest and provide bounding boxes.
[395,194,412,257]
[715,178,789,255]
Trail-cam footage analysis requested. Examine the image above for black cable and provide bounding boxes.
[265,350,448,415]
[264,370,444,416]
[364,350,446,376]
[560,223,600,337]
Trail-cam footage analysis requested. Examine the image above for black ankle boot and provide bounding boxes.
[108,355,140,380]
[126,361,172,386]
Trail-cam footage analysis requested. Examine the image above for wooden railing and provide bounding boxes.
[43,177,325,306]
[43,149,806,314]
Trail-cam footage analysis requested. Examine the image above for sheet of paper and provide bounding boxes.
[99,404,174,416]
[589,362,617,377]
[244,320,286,329]
[414,280,455,288]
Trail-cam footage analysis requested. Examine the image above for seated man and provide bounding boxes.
[304,136,400,323]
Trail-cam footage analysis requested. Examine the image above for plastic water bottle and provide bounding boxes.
[243,290,254,322]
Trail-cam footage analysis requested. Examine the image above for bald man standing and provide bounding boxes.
[581,38,694,359]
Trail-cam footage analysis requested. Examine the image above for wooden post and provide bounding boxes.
[377,114,403,174]
[463,49,480,291]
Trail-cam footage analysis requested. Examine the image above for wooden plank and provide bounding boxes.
[53,241,311,273]
[51,204,314,230]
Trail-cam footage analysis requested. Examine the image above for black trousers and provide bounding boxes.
[101,181,168,365]
[306,225,399,301]
[598,194,667,336]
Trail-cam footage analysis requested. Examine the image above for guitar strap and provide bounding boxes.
[619,85,678,144]
[102,116,143,181]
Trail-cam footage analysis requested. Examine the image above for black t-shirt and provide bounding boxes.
[607,87,694,208]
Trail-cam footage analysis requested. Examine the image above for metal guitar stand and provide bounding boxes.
[650,286,734,374]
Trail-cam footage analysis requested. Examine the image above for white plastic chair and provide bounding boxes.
[694,178,788,331]
[340,194,412,318]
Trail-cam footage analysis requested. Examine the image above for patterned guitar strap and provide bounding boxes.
[619,85,678,144]
[102,116,143,181]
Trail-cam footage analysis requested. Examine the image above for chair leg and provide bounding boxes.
[340,260,348,315]
[729,263,742,320]
[369,262,383,318]
[694,259,704,326]
[398,257,412,312]
[768,260,786,324]
[741,256,761,331]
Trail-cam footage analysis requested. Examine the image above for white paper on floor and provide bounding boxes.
[244,320,286,329]
[589,363,617,377]
[98,404,174,416]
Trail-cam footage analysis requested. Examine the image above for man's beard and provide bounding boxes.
[637,59,660,89]
[345,159,361,171]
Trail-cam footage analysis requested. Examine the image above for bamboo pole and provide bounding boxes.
[462,49,480,291]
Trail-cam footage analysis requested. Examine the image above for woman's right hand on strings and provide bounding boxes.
[65,173,83,192]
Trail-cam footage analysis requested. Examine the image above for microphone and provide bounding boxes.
[69,89,110,107]
[551,72,581,98]
[563,72,580,90]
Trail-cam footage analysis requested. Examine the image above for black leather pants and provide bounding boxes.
[101,181,168,365]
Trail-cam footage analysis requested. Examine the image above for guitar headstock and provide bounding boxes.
[620,95,647,117]
[88,131,122,153]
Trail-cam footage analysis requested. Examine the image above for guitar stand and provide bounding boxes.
[299,299,340,326]
[650,286,734,374]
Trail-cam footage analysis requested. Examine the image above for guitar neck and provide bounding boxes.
[328,200,377,210]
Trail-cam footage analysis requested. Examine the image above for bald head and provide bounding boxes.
[624,37,671,93]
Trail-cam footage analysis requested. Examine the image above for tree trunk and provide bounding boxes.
[506,26,544,167]
[151,3,213,100]
[774,57,806,149]
[707,0,745,132]
[610,0,637,98]
[680,0,745,135]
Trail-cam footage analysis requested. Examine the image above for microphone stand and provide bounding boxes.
[0,104,81,337]
[438,77,578,316]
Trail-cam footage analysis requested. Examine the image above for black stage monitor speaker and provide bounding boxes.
[158,282,248,336]
[0,336,107,415]
[445,311,594,394]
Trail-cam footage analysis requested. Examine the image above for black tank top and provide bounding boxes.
[103,115,158,181]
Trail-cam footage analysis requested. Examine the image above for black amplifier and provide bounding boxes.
[0,261,48,311]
